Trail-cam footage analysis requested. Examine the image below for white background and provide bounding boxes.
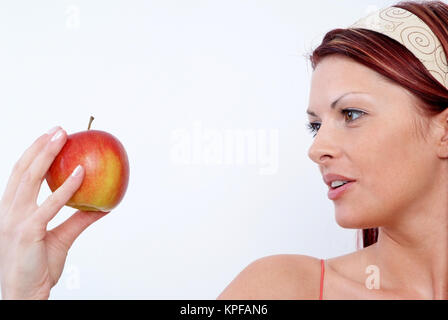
[0,0,399,299]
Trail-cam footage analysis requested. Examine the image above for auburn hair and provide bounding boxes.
[307,0,448,248]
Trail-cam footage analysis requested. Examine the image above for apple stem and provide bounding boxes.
[88,116,94,130]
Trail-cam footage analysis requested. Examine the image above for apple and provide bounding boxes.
[45,116,130,212]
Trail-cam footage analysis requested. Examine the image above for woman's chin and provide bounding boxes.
[334,210,368,229]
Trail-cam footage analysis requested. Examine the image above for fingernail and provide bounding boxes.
[47,126,60,135]
[72,165,83,177]
[50,129,64,142]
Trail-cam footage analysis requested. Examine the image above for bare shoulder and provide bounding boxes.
[216,254,322,300]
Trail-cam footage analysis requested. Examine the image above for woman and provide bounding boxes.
[1,0,448,299]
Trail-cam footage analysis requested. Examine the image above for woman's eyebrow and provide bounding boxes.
[306,91,369,117]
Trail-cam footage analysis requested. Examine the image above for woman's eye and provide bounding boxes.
[342,109,365,122]
[306,109,366,138]
[306,122,320,137]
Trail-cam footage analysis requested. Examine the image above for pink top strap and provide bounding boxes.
[319,259,325,300]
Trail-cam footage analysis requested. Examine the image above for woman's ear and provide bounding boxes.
[434,108,448,158]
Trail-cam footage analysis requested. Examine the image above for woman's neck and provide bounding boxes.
[370,222,448,299]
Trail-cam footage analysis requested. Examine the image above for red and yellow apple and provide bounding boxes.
[45,117,130,212]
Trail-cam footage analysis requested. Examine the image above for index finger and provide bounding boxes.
[0,127,61,206]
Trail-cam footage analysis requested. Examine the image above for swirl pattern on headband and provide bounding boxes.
[348,7,448,89]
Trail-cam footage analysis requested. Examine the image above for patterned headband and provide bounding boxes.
[348,6,448,90]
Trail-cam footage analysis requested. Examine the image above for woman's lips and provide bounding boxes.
[327,181,356,200]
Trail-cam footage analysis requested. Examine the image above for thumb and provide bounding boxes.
[48,210,109,251]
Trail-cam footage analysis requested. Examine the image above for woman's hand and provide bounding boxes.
[0,126,108,299]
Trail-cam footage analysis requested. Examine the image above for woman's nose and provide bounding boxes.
[308,144,332,165]
[307,126,341,165]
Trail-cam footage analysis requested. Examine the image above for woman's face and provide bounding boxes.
[307,55,442,229]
